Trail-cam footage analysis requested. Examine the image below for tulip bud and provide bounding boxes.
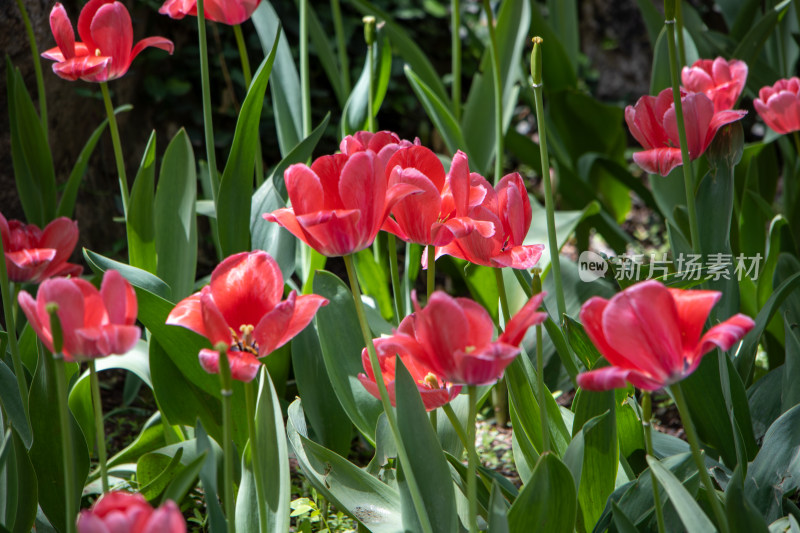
[46,302,64,354]
[530,267,543,295]
[363,16,376,46]
[706,121,744,171]
[530,37,543,86]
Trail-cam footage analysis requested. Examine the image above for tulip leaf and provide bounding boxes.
[0,429,37,533]
[137,447,184,502]
[650,26,699,93]
[393,357,458,533]
[647,456,717,533]
[108,412,170,468]
[217,27,281,257]
[487,481,510,533]
[732,0,791,91]
[127,130,158,275]
[725,465,770,533]
[83,248,172,301]
[161,450,207,506]
[286,400,403,533]
[529,3,578,93]
[196,422,226,533]
[610,500,640,533]
[404,65,466,157]
[313,270,382,443]
[341,33,392,136]
[266,112,330,201]
[301,2,345,106]
[235,443,259,533]
[508,453,576,533]
[0,360,31,449]
[252,3,301,157]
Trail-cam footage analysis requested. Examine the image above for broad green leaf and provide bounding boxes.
[530,3,578,92]
[733,0,792,92]
[137,447,184,502]
[632,0,665,47]
[0,360,31,448]
[0,430,37,533]
[725,465,770,533]
[487,481,510,533]
[250,179,295,281]
[646,456,717,533]
[354,248,393,321]
[527,198,601,275]
[394,358,458,533]
[108,413,170,468]
[127,131,158,274]
[196,422,226,533]
[155,129,197,301]
[217,29,281,256]
[312,271,382,443]
[342,34,392,136]
[161,450,206,505]
[611,500,640,533]
[508,453,576,533]
[301,0,345,106]
[404,66,466,157]
[650,27,699,93]
[546,0,579,71]
[83,249,172,301]
[266,112,330,200]
[564,314,603,369]
[747,366,783,442]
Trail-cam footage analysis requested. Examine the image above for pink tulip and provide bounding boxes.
[681,57,748,112]
[0,212,82,283]
[576,280,755,391]
[754,77,800,135]
[77,491,186,533]
[159,0,262,26]
[18,269,140,362]
[42,0,173,82]
[166,251,327,382]
[625,87,746,176]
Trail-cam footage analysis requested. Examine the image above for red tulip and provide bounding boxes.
[166,251,327,382]
[576,280,755,391]
[437,163,544,269]
[159,0,262,26]
[625,87,746,176]
[754,77,800,135]
[42,0,173,82]
[382,147,495,246]
[77,491,186,533]
[18,269,140,362]
[681,57,748,112]
[358,335,461,411]
[0,212,82,283]
[263,142,421,257]
[390,291,547,385]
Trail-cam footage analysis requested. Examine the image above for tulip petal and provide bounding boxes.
[101,269,137,325]
[455,342,520,385]
[253,293,296,355]
[89,2,134,79]
[200,290,235,347]
[198,347,260,381]
[166,293,206,336]
[50,3,76,60]
[263,208,327,253]
[5,248,56,283]
[577,366,663,391]
[77,0,109,53]
[284,164,325,215]
[276,293,328,349]
[158,0,196,18]
[130,36,174,63]
[500,292,547,346]
[668,288,720,350]
[386,145,446,190]
[18,290,54,353]
[692,313,755,370]
[632,147,683,176]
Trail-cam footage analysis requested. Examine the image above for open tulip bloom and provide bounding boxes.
[76,491,186,533]
[681,57,748,112]
[43,0,173,82]
[166,251,328,382]
[576,280,755,391]
[1,212,82,284]
[159,0,262,25]
[754,77,800,135]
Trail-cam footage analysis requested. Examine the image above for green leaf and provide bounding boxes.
[632,0,665,47]
[564,314,603,369]
[0,360,31,448]
[393,358,458,533]
[266,112,330,200]
[610,500,640,533]
[342,34,392,136]
[301,1,345,106]
[508,453,577,533]
[83,249,172,301]
[404,66,466,157]
[286,400,402,532]
[161,450,206,505]
[725,465,770,533]
[108,412,170,468]
[354,249,393,321]
[250,179,296,281]
[196,422,226,533]
[527,198,601,276]
[650,27,699,93]
[1,430,37,533]
[646,456,717,533]
[137,447,184,502]
[487,481,510,533]
[546,0,579,71]
[127,131,158,274]
[529,3,578,92]
[732,0,792,91]
[312,271,382,443]
[155,129,197,301]
[217,29,281,257]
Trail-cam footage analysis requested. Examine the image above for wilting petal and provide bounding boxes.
[490,244,544,270]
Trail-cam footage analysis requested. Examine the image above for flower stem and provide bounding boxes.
[451,0,462,120]
[675,0,686,67]
[426,244,436,300]
[664,11,701,254]
[217,347,236,533]
[493,268,510,427]
[233,24,264,188]
[481,0,503,185]
[54,354,77,533]
[642,392,666,533]
[15,0,47,142]
[388,234,403,324]
[364,16,376,133]
[100,82,129,217]
[343,254,434,533]
[196,0,219,195]
[331,0,350,95]
[466,385,479,533]
[0,234,29,426]
[245,379,268,533]
[530,38,567,321]
[89,361,109,492]
[442,402,469,450]
[300,0,311,137]
[531,270,549,453]
[670,384,729,533]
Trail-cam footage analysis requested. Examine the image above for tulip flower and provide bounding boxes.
[625,87,746,176]
[576,280,755,391]
[42,0,174,82]
[1,212,82,283]
[390,291,547,385]
[77,491,186,533]
[437,166,544,269]
[159,0,261,26]
[754,77,800,135]
[681,57,748,112]
[263,147,421,257]
[358,335,462,411]
[18,269,140,361]
[166,251,328,382]
[382,147,495,246]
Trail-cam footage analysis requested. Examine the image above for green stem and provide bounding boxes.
[675,0,686,67]
[245,380,268,533]
[0,235,29,426]
[642,392,666,533]
[670,385,729,533]
[300,0,311,137]
[494,268,511,323]
[664,18,701,254]
[492,268,510,427]
[331,0,350,95]
[451,0,462,120]
[89,361,109,492]
[530,38,567,321]
[429,406,437,432]
[196,0,219,196]
[15,0,47,142]
[442,402,469,450]
[217,348,236,533]
[343,254,434,533]
[234,24,264,188]
[482,0,503,185]
[388,234,403,324]
[54,355,76,533]
[426,244,436,300]
[100,82,129,217]
[466,385,479,533]
[366,34,375,133]
[535,324,549,453]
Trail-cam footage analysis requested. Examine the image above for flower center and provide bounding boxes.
[421,372,441,390]
[230,324,259,356]
[94,48,102,57]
